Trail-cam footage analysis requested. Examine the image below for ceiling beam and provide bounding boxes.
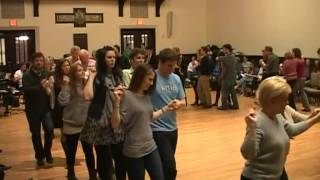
[33,0,39,17]
[118,0,126,17]
[155,0,165,17]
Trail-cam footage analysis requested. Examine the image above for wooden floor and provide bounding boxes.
[1,89,320,180]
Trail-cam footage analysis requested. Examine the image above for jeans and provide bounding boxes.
[111,142,127,180]
[287,79,297,110]
[126,149,164,180]
[81,141,113,180]
[295,78,310,110]
[153,130,178,180]
[65,133,80,176]
[25,110,54,160]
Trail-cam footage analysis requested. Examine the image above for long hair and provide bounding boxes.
[128,64,156,94]
[69,63,85,95]
[292,48,302,58]
[54,59,70,88]
[95,46,123,84]
[87,46,123,120]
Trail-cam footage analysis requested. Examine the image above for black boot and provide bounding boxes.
[89,169,98,180]
[67,168,77,180]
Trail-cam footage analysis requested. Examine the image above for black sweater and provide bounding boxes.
[22,69,50,115]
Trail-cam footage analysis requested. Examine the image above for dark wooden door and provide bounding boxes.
[0,30,35,72]
[120,28,156,52]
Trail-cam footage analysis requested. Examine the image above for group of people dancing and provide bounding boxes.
[21,43,320,180]
[23,46,184,180]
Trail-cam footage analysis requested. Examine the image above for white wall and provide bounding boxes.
[0,0,207,58]
[207,0,320,58]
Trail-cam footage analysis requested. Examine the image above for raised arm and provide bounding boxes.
[241,110,264,160]
[110,86,125,128]
[83,70,96,100]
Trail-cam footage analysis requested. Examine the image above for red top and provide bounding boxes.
[296,58,307,78]
[283,58,298,80]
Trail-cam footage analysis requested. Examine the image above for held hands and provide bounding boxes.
[113,85,125,104]
[161,99,182,113]
[40,79,50,89]
[62,75,70,85]
[168,99,181,110]
[88,67,97,78]
[308,109,320,122]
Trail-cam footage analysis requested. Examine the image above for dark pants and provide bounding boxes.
[126,149,164,180]
[111,142,127,180]
[153,130,178,180]
[65,133,80,176]
[81,141,113,180]
[81,141,96,178]
[60,133,68,161]
[287,79,297,110]
[221,81,239,109]
[25,111,54,160]
[214,81,221,105]
[0,170,4,180]
[261,72,279,81]
[192,78,199,104]
[241,169,288,180]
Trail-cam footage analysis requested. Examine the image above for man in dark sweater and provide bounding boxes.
[22,52,54,166]
[260,46,280,79]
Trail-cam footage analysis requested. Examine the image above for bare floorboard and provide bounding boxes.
[0,89,319,180]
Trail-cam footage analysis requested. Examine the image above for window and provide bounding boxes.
[15,35,29,64]
[0,37,5,65]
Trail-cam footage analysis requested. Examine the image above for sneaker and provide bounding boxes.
[230,106,239,110]
[191,102,199,106]
[202,105,212,109]
[37,159,45,166]
[0,164,11,171]
[217,106,228,110]
[67,174,78,180]
[46,157,53,164]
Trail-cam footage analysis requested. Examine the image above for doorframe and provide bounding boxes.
[119,25,157,48]
[0,26,40,52]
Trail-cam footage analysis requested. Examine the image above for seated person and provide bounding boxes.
[13,63,27,90]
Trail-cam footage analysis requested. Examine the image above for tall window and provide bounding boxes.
[141,34,148,49]
[0,37,5,65]
[15,35,29,64]
[123,34,134,50]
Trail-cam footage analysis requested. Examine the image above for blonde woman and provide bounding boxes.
[241,76,320,180]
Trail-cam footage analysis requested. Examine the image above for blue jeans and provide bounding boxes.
[126,149,164,180]
[153,130,178,180]
[25,111,54,160]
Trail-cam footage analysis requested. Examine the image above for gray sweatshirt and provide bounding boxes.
[58,85,90,135]
[241,111,310,179]
[120,91,157,158]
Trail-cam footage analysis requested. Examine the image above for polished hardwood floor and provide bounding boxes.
[1,89,320,180]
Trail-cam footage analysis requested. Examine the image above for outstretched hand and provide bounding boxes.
[166,100,178,111]
[309,110,320,123]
